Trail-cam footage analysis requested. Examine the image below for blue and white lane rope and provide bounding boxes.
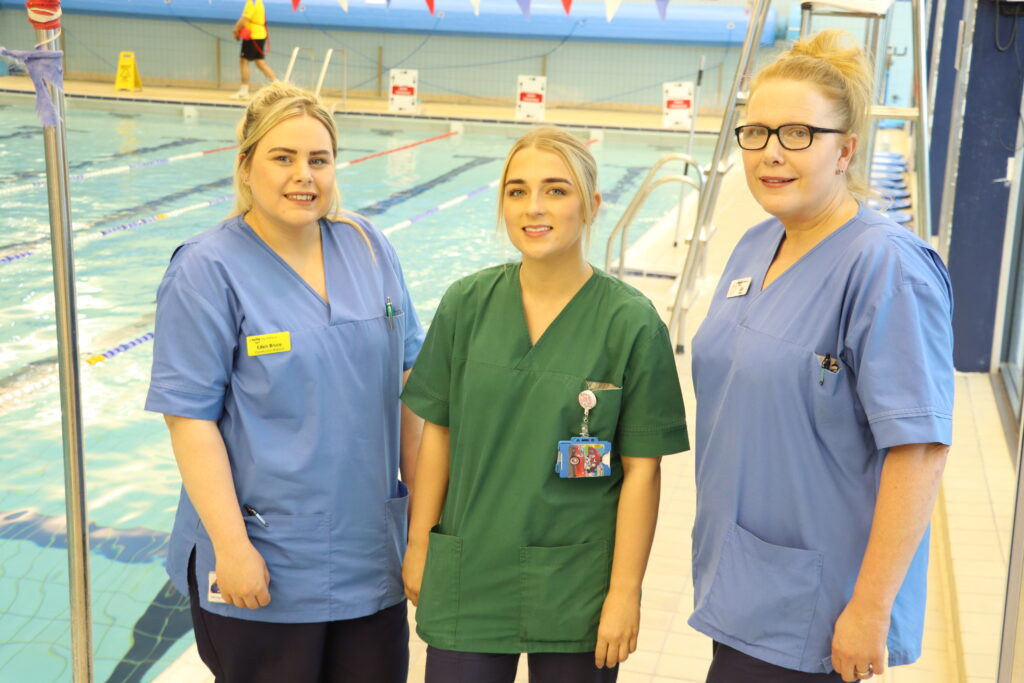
[86,332,154,365]
[0,194,234,267]
[0,251,32,264]
[0,144,238,197]
[382,180,497,236]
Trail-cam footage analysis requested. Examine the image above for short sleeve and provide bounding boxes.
[617,321,690,458]
[145,254,237,420]
[401,281,459,426]
[380,234,424,370]
[401,279,425,370]
[845,249,954,449]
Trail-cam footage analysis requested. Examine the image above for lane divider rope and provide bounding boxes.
[86,332,155,365]
[337,131,458,170]
[0,144,238,197]
[2,131,462,265]
[383,180,496,236]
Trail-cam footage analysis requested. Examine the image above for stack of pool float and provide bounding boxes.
[867,151,913,226]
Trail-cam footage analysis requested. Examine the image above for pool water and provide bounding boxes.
[0,94,710,682]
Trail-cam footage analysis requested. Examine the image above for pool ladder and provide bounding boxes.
[284,46,348,110]
[604,153,718,353]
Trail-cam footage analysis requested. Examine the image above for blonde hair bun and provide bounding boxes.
[751,29,874,199]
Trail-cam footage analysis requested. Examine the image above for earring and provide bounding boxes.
[835,168,846,176]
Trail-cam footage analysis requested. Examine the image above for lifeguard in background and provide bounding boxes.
[231,0,277,100]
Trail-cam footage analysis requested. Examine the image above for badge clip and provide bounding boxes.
[555,390,612,478]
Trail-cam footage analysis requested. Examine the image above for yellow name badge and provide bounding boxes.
[246,331,291,356]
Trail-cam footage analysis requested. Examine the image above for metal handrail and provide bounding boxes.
[315,48,333,98]
[604,154,703,277]
[284,46,315,85]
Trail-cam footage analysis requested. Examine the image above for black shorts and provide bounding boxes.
[240,38,267,61]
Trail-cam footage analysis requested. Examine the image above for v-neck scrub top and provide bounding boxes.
[401,264,689,654]
[146,213,424,623]
[688,207,954,673]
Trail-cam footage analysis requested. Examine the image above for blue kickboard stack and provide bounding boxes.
[870,151,914,226]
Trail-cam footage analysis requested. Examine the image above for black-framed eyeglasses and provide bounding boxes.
[734,124,846,151]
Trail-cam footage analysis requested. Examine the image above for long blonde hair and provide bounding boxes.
[497,126,600,243]
[751,29,874,199]
[233,82,372,253]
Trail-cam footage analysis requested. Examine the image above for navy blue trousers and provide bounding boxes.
[707,642,845,683]
[425,645,619,683]
[186,550,409,683]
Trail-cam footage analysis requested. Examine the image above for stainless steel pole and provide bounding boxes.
[937,0,977,259]
[34,22,94,683]
[910,0,933,242]
[998,406,1024,682]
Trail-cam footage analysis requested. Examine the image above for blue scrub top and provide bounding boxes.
[689,206,953,672]
[146,212,424,623]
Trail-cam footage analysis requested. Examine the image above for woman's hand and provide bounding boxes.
[214,541,271,610]
[594,588,640,669]
[831,598,889,681]
[402,539,428,606]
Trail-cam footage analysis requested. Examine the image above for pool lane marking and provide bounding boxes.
[337,131,458,169]
[382,180,497,236]
[0,144,239,197]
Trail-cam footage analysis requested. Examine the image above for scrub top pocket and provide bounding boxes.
[577,383,622,446]
[809,351,864,438]
[382,482,409,592]
[519,538,611,644]
[695,522,823,659]
[418,528,463,646]
[194,512,331,621]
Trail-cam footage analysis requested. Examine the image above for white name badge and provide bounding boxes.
[727,277,752,298]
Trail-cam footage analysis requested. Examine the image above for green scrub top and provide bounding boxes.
[402,263,689,654]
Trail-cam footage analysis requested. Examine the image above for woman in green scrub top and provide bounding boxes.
[401,127,690,683]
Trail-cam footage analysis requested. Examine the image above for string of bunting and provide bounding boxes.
[290,0,669,21]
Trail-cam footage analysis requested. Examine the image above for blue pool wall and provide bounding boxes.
[0,0,915,120]
[0,1,782,109]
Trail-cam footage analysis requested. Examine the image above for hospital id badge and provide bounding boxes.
[555,436,612,478]
[554,389,612,478]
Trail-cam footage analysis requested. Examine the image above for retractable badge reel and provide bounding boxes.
[555,390,612,478]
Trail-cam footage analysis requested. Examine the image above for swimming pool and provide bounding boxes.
[0,93,711,682]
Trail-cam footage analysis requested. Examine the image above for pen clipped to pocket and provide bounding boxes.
[815,353,840,385]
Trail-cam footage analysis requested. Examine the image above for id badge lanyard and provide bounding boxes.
[555,389,612,478]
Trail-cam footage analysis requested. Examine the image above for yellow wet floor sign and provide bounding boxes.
[115,51,142,91]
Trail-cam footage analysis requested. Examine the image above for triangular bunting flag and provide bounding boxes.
[471,0,480,14]
[604,0,621,21]
[337,0,349,10]
[292,0,302,9]
[426,0,435,13]
[517,0,531,18]
[561,0,572,14]
[655,0,669,19]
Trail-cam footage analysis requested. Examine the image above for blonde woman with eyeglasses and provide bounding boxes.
[687,29,954,683]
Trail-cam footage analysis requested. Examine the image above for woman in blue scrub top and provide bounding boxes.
[146,83,424,683]
[688,31,954,683]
